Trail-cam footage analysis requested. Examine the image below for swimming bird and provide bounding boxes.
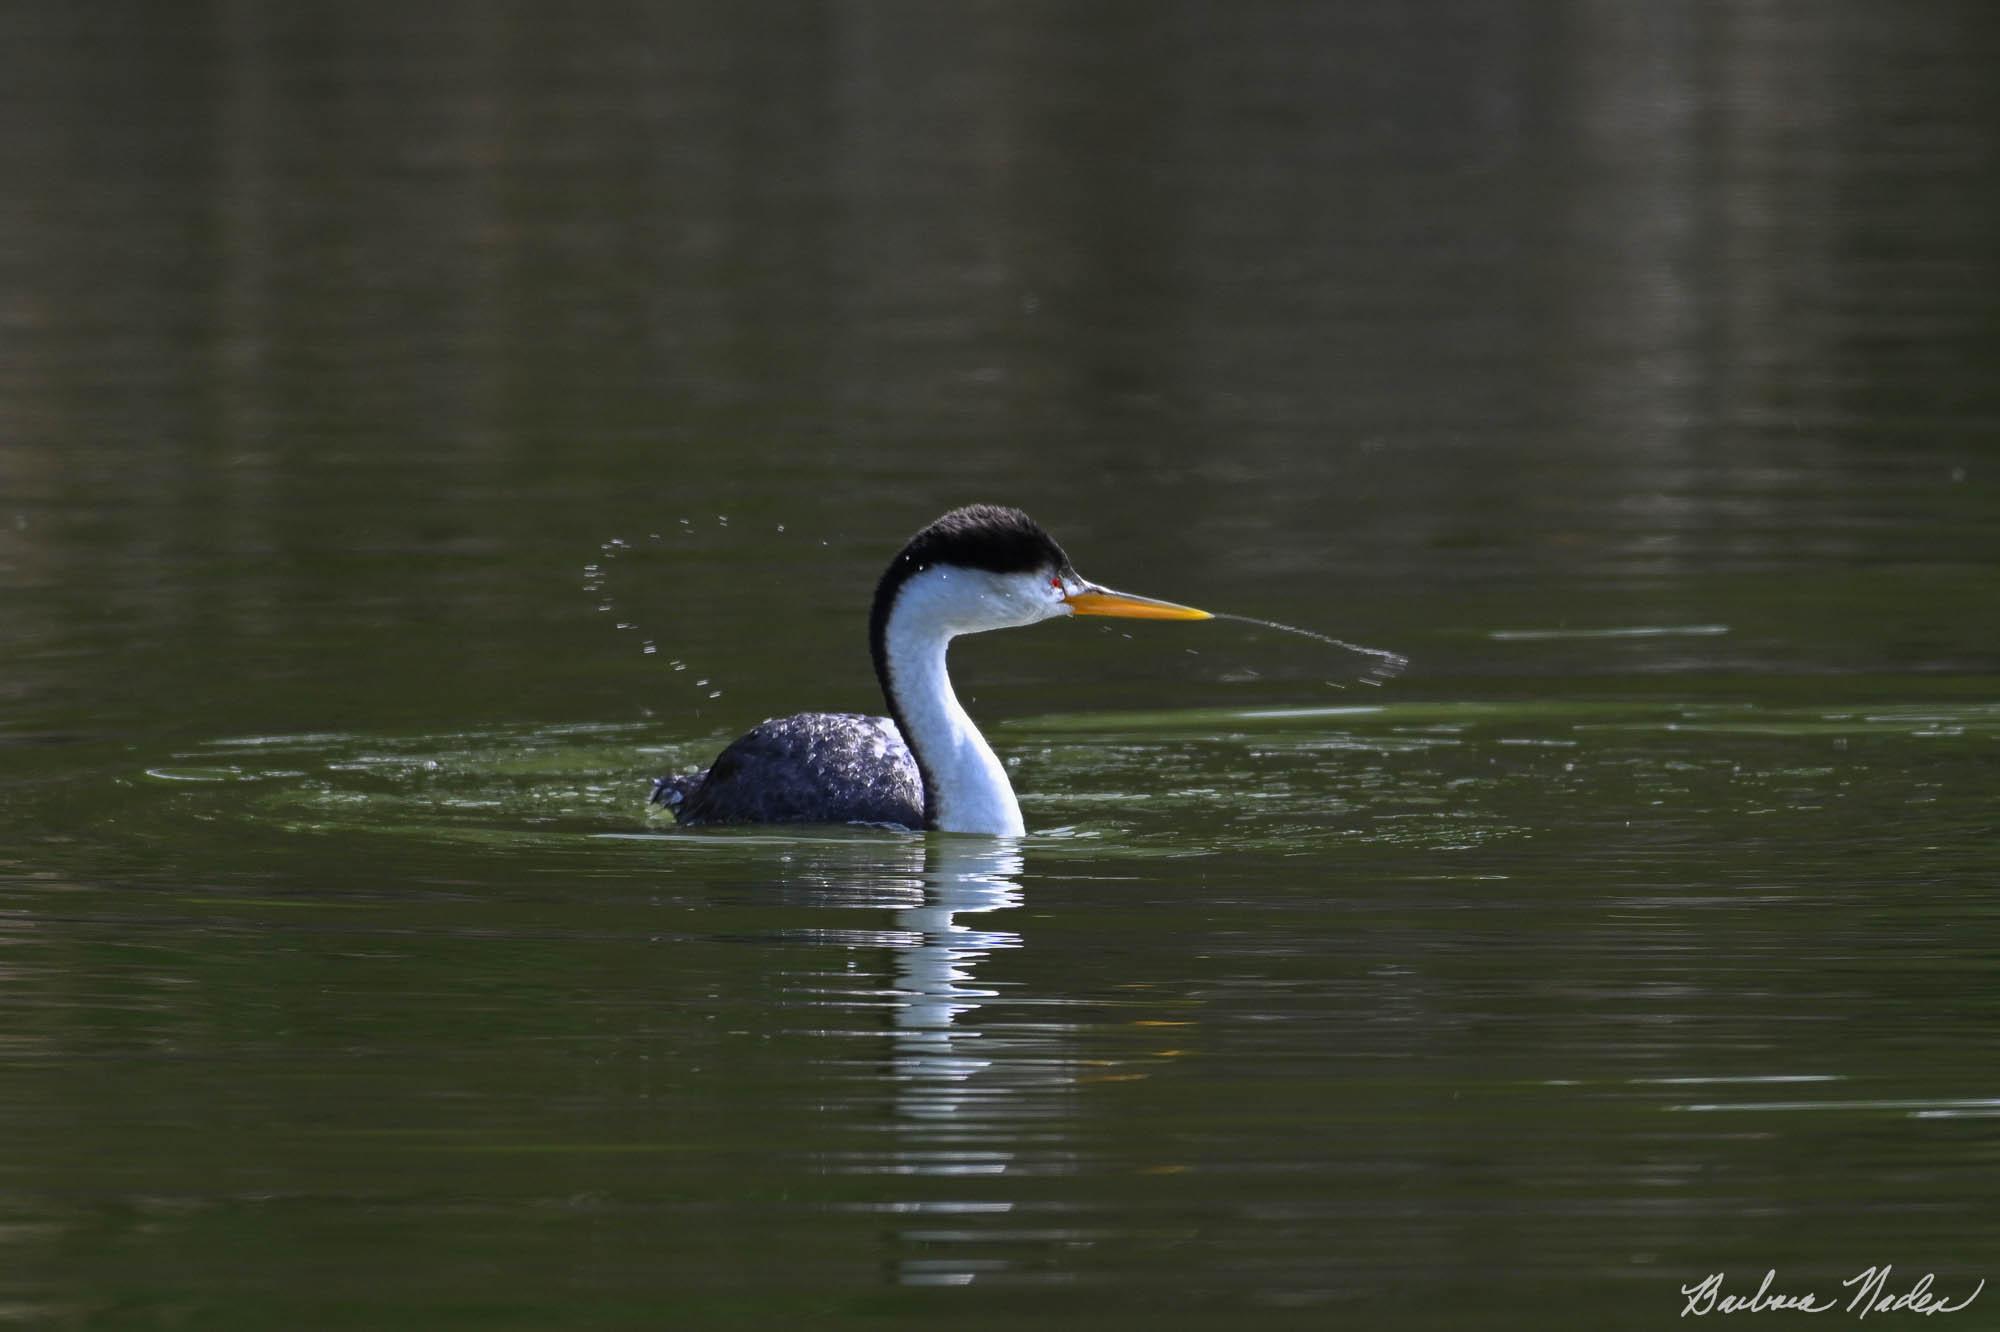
[650,504,1210,835]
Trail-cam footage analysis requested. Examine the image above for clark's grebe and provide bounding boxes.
[650,504,1210,835]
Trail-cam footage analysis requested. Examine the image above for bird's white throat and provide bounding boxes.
[881,566,1064,836]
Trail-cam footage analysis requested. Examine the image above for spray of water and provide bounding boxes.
[585,517,762,707]
[1209,613,1409,688]
[592,524,1407,696]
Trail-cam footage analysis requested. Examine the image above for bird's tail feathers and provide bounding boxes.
[649,771,705,822]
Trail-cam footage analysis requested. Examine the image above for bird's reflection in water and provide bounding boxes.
[890,838,1025,1113]
[802,836,1088,1289]
[883,837,1054,1289]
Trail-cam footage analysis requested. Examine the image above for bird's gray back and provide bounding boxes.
[674,713,922,829]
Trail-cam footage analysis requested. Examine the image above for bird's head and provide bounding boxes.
[874,504,1211,637]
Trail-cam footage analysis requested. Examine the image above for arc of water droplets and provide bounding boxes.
[583,518,774,702]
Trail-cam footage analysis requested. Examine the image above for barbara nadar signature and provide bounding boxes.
[1682,1267,1984,1318]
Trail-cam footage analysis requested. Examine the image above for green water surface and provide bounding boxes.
[2,3,1998,1328]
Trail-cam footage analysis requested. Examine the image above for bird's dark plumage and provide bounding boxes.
[652,712,923,829]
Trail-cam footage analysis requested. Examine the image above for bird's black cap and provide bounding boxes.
[883,504,1071,581]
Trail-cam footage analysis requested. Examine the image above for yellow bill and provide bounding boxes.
[1066,585,1213,621]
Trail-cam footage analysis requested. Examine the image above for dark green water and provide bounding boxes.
[3,4,1998,1327]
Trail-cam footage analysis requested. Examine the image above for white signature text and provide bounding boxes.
[1681,1267,1984,1319]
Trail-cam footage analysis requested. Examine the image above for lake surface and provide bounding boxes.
[2,3,1997,1327]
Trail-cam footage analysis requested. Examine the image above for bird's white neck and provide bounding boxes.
[880,572,1026,836]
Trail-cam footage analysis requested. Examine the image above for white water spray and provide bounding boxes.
[1209,613,1409,688]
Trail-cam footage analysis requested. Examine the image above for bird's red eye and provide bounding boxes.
[1050,575,1063,590]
